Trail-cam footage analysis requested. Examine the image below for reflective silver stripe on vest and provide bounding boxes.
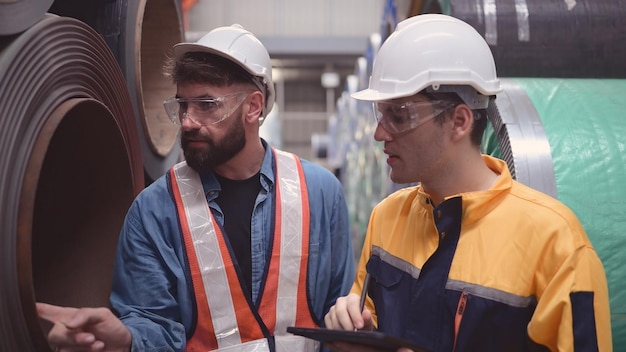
[273,149,304,334]
[172,162,242,347]
[213,339,269,352]
[211,337,319,352]
[173,149,311,350]
[276,335,319,351]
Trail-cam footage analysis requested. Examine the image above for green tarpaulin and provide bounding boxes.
[483,78,626,349]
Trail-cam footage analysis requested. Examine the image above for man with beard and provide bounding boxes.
[37,24,355,352]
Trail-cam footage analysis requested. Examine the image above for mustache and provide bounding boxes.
[181,130,206,142]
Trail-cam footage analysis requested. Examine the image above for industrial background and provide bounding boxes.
[1,0,625,350]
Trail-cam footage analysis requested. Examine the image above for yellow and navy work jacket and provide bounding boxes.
[353,155,612,352]
[170,149,319,351]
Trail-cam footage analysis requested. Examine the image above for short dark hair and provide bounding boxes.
[163,52,255,88]
[423,92,490,146]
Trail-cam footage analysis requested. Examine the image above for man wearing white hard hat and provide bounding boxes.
[37,24,355,352]
[324,14,612,352]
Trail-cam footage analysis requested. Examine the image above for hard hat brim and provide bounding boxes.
[351,88,411,102]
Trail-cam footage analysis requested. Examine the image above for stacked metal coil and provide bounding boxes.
[0,14,144,351]
[0,0,53,35]
[49,0,185,183]
[423,0,626,78]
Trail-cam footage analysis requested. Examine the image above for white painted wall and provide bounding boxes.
[187,0,392,37]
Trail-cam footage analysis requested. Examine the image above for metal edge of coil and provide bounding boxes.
[0,14,143,351]
[47,0,185,183]
[488,78,558,198]
[0,0,54,35]
[120,0,184,182]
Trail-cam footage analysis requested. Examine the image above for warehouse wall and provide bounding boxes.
[185,0,413,162]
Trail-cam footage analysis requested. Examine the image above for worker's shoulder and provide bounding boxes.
[508,180,587,237]
[298,157,341,182]
[509,180,575,216]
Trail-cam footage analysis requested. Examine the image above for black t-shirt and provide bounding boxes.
[214,172,261,299]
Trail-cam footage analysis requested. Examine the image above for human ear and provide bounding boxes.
[450,104,474,141]
[245,91,264,122]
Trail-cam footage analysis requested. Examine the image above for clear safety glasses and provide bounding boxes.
[163,91,251,126]
[373,100,456,135]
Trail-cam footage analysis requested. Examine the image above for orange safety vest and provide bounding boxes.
[170,149,319,351]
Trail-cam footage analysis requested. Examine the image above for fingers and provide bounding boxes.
[38,303,107,351]
[47,319,96,349]
[37,302,79,324]
[85,339,106,351]
[37,303,97,333]
[63,308,104,330]
[325,293,366,330]
[54,340,104,352]
[344,293,368,329]
[48,328,103,351]
[326,296,349,329]
[361,308,374,331]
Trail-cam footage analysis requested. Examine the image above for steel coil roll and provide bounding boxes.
[484,78,626,349]
[0,14,144,351]
[424,0,626,78]
[50,0,185,183]
[0,0,53,35]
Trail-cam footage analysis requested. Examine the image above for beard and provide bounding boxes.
[181,110,246,173]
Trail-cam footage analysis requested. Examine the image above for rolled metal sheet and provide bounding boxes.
[125,0,184,182]
[486,78,557,197]
[483,78,626,348]
[0,0,53,35]
[0,14,144,351]
[50,0,185,183]
[427,0,626,78]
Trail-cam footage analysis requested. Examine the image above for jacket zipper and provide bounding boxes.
[452,291,468,352]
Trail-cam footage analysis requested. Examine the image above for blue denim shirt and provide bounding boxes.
[110,140,356,351]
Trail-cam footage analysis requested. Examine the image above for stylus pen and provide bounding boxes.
[359,272,371,312]
[355,272,371,331]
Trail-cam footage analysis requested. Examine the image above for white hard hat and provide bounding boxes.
[173,24,275,119]
[352,14,502,108]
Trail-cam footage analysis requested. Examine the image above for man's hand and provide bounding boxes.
[324,293,373,331]
[37,302,132,352]
[324,295,415,352]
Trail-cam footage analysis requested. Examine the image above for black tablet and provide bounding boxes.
[286,326,430,352]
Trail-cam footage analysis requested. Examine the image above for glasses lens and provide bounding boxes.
[163,92,249,126]
[163,97,182,124]
[186,98,224,124]
[373,100,450,134]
